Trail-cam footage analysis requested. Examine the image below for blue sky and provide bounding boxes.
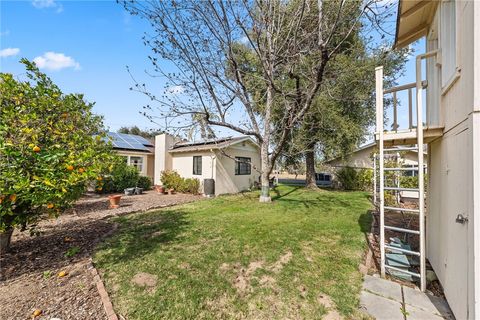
[0,0,163,131]
[0,0,424,138]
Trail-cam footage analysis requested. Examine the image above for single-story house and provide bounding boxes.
[325,142,426,175]
[154,134,261,195]
[324,142,427,199]
[108,132,261,195]
[107,132,155,178]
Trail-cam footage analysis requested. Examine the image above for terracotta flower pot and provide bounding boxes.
[108,195,122,209]
[155,185,165,194]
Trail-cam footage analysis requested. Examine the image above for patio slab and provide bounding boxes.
[360,290,405,320]
[360,274,454,320]
[403,286,455,319]
[363,274,403,302]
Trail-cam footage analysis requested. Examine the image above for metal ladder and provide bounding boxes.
[374,51,436,292]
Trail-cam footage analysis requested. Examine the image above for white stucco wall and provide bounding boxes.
[425,2,479,318]
[170,151,216,193]
[214,143,261,195]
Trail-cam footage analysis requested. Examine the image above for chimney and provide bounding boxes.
[154,133,176,185]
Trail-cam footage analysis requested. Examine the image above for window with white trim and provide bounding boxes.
[440,0,456,87]
[129,156,144,173]
[193,156,202,175]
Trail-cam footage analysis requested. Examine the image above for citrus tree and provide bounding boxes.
[0,59,115,252]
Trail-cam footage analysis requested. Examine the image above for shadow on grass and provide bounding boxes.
[272,185,303,200]
[358,210,373,233]
[95,210,189,266]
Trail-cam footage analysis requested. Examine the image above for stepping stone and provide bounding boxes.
[360,290,405,320]
[362,275,403,302]
[403,286,454,319]
[405,304,445,320]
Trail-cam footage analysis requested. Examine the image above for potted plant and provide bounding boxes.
[108,194,122,209]
[155,185,165,194]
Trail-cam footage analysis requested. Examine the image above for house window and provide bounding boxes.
[441,0,456,87]
[193,156,202,175]
[403,165,418,177]
[235,157,251,175]
[129,156,144,173]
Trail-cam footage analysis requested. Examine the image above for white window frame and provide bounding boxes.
[125,155,146,176]
[440,0,459,90]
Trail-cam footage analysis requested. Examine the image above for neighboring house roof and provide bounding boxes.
[169,136,259,153]
[394,0,439,49]
[324,142,376,164]
[106,132,154,153]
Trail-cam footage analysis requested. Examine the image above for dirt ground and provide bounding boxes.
[0,191,202,320]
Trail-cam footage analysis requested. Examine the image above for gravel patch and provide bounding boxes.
[0,191,203,320]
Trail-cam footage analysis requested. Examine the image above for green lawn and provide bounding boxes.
[94,185,372,319]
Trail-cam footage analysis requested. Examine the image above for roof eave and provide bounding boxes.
[393,0,438,49]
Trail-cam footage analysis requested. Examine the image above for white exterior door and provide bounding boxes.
[443,128,469,319]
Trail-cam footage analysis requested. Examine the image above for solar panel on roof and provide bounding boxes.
[107,132,152,152]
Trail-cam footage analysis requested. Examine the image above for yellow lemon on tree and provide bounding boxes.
[32,146,41,153]
[66,165,74,171]
[78,167,85,173]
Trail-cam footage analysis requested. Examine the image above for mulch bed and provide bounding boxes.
[0,191,202,320]
[364,200,446,298]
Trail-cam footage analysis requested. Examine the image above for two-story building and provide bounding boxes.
[375,1,479,318]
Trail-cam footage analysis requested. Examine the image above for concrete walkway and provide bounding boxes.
[359,275,455,320]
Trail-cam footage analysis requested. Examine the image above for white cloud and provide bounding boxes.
[33,52,80,71]
[166,85,185,95]
[0,48,20,58]
[32,0,63,13]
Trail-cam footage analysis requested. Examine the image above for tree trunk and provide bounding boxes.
[259,142,272,202]
[305,145,318,189]
[0,228,13,255]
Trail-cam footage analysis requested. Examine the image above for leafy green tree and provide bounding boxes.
[277,37,407,188]
[118,126,163,139]
[0,59,115,251]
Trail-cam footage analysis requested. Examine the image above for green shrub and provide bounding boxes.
[357,168,373,191]
[336,167,358,190]
[180,178,200,194]
[98,159,139,193]
[137,176,152,190]
[160,170,200,194]
[400,176,418,189]
[161,170,183,190]
[336,166,374,191]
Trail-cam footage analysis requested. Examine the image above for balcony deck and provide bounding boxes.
[375,126,444,147]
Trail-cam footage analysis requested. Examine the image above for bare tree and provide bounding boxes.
[121,0,388,202]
